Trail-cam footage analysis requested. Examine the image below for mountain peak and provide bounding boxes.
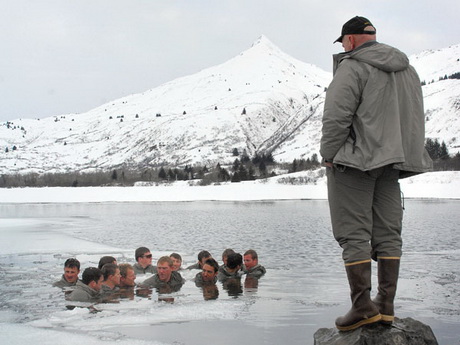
[252,35,274,47]
[248,35,283,54]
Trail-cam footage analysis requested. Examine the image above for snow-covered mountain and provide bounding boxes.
[0,36,330,174]
[1,38,459,175]
[409,43,460,153]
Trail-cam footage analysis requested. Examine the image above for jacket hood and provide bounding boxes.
[334,41,409,73]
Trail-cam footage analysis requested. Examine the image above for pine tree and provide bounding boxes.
[231,171,241,182]
[232,159,240,172]
[159,167,167,179]
[259,160,267,176]
[440,141,449,159]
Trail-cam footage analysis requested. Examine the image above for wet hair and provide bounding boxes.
[170,253,182,262]
[82,267,103,285]
[197,250,211,262]
[64,258,80,270]
[203,258,219,273]
[98,256,116,269]
[222,248,235,261]
[244,249,258,260]
[118,263,134,278]
[135,247,151,262]
[101,263,118,280]
[226,253,243,269]
[157,256,173,267]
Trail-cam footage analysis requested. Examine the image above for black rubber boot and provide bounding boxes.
[335,260,381,331]
[373,257,400,324]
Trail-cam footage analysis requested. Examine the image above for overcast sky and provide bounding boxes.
[1,1,459,122]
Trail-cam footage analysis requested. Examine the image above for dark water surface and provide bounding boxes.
[0,200,459,344]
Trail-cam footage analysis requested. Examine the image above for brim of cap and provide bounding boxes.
[334,35,343,43]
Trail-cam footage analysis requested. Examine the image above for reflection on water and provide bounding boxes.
[0,200,459,345]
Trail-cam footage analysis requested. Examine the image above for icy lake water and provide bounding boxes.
[0,200,459,345]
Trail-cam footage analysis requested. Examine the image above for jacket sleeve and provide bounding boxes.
[320,59,363,161]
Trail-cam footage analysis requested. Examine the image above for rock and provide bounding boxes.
[313,317,438,345]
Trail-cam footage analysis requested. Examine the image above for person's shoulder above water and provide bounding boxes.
[139,273,160,288]
[132,262,157,275]
[53,274,78,288]
[66,280,100,302]
[170,270,185,286]
[100,284,119,294]
[186,262,201,270]
[244,264,266,278]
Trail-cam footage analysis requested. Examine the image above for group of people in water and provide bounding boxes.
[53,247,266,304]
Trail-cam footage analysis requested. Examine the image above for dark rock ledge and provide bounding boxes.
[314,317,438,345]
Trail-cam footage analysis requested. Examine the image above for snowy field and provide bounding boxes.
[1,171,459,203]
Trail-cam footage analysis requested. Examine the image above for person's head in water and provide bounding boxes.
[156,256,174,282]
[226,253,243,272]
[119,263,136,288]
[81,267,104,291]
[101,263,121,289]
[135,247,153,268]
[63,258,80,284]
[243,249,259,270]
[170,253,182,271]
[197,250,212,268]
[201,258,219,283]
[98,256,117,269]
[221,248,235,266]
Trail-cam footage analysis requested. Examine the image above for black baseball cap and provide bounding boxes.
[334,16,376,43]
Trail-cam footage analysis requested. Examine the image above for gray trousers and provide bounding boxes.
[326,164,403,264]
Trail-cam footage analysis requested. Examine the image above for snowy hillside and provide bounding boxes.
[0,38,459,175]
[410,44,460,154]
[0,36,330,174]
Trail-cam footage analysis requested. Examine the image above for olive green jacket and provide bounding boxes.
[53,275,77,289]
[66,280,100,303]
[133,263,157,275]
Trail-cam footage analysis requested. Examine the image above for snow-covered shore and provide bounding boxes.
[1,171,459,203]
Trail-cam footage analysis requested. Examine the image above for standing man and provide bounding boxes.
[53,258,80,289]
[320,16,432,331]
[133,247,157,275]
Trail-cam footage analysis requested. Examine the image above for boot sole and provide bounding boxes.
[380,314,394,324]
[336,313,382,332]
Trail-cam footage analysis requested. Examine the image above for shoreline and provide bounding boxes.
[1,171,459,203]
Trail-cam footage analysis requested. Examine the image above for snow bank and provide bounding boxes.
[0,171,458,203]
